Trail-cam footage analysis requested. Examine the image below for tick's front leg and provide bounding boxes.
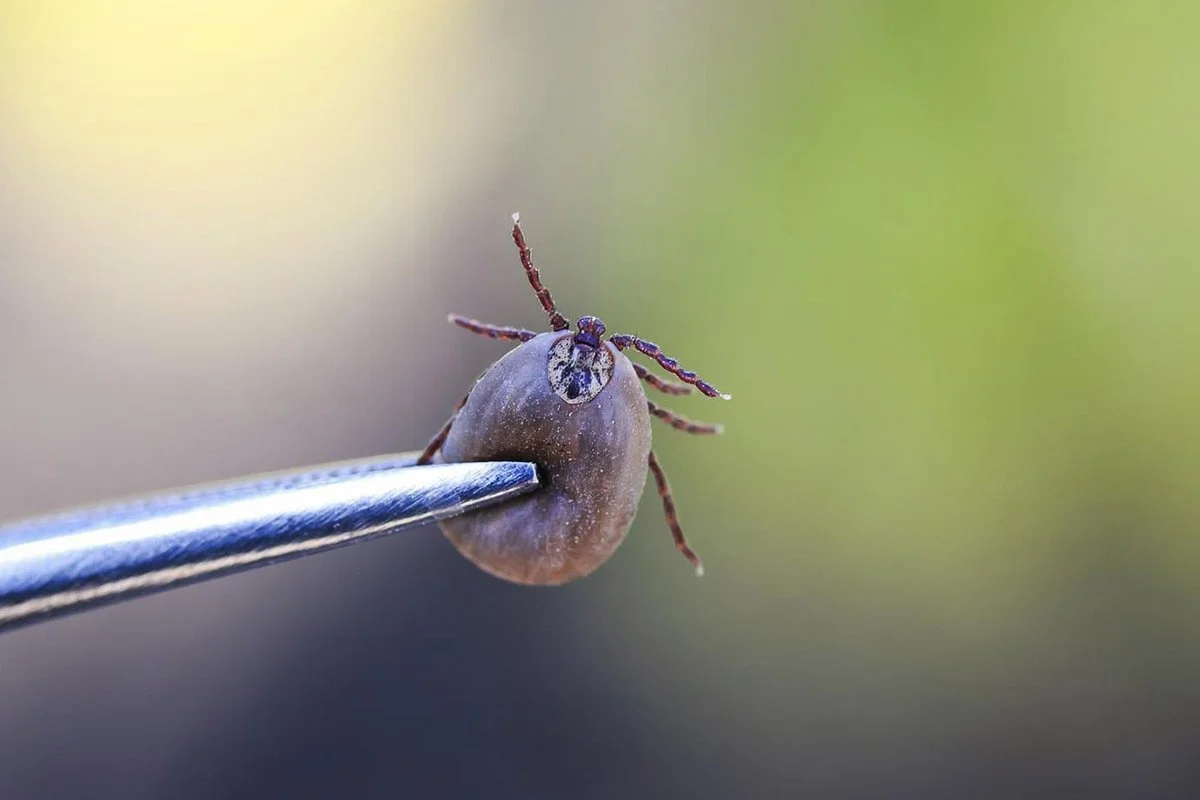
[609,334,730,399]
[449,314,538,342]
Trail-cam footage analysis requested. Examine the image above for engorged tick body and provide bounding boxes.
[418,214,728,585]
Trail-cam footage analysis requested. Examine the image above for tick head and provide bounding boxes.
[574,315,606,349]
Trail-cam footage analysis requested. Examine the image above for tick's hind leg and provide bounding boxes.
[647,400,723,435]
[633,367,691,398]
[417,394,469,465]
[609,334,730,399]
[449,314,538,342]
[647,450,704,576]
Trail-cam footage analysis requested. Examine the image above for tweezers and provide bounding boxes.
[0,453,539,633]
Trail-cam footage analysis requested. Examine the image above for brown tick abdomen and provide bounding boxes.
[439,332,651,585]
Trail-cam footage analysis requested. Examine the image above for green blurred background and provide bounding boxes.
[0,1,1197,797]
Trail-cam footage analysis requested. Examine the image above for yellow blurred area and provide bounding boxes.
[1,1,445,176]
[0,1,474,357]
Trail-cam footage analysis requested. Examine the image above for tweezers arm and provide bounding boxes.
[0,453,539,632]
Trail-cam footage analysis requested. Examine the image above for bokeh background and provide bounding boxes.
[1,2,1198,798]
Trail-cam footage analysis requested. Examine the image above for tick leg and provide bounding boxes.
[647,400,723,435]
[449,314,538,342]
[511,213,571,332]
[417,394,469,465]
[632,363,694,396]
[609,334,730,400]
[647,449,704,577]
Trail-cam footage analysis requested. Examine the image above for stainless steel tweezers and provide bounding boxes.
[0,453,539,632]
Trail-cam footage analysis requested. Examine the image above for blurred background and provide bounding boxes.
[1,1,1197,797]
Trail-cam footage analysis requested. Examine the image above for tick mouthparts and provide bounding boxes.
[511,212,520,224]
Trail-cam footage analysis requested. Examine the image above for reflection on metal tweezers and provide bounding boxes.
[0,452,539,632]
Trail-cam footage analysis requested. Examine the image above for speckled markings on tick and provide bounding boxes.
[418,214,730,586]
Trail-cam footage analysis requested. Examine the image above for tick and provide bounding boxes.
[418,214,729,585]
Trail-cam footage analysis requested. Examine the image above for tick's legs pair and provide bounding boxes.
[448,318,718,405]
[447,318,722,433]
